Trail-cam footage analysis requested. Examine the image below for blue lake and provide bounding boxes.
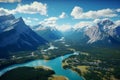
[0,54,83,80]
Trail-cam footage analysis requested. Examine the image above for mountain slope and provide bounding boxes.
[63,27,88,45]
[0,14,47,58]
[86,19,120,46]
[63,19,120,47]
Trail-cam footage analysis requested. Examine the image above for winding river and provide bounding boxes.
[0,54,83,80]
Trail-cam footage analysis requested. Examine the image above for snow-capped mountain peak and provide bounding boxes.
[86,19,120,44]
[0,14,47,54]
[33,24,62,41]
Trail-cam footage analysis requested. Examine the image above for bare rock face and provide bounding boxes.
[85,19,120,45]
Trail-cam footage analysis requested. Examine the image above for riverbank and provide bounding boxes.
[0,41,73,70]
[0,53,83,80]
[62,51,119,80]
[0,66,68,80]
[62,62,87,80]
[0,48,73,70]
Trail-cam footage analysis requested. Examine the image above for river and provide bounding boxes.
[0,53,83,80]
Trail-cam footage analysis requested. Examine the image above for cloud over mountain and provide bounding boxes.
[71,6,117,19]
[39,17,58,27]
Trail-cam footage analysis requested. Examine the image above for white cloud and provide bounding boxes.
[0,1,47,16]
[39,16,71,31]
[57,24,72,31]
[0,0,21,3]
[23,18,32,23]
[116,9,120,12]
[0,8,10,15]
[27,17,39,21]
[93,19,101,23]
[23,17,39,23]
[15,1,47,15]
[0,8,15,16]
[59,12,67,18]
[23,17,40,26]
[44,17,58,21]
[74,21,92,29]
[71,6,117,19]
[115,20,120,26]
[71,6,83,19]
[40,17,58,27]
[93,18,113,24]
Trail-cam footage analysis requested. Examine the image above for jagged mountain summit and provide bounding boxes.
[33,24,62,41]
[63,19,120,47]
[86,19,120,45]
[0,14,47,58]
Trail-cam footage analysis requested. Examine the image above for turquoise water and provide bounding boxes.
[0,54,83,80]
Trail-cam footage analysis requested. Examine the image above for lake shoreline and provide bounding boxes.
[63,66,86,80]
[62,62,86,80]
[0,53,83,80]
[0,53,73,76]
[0,52,73,71]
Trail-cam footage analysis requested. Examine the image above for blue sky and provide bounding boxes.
[0,0,120,31]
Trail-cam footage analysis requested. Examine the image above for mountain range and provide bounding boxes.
[0,14,120,58]
[63,19,120,47]
[86,19,120,45]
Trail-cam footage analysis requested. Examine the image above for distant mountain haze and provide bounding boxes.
[33,24,62,42]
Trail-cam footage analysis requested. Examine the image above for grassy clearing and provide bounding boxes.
[77,66,89,74]
[49,75,68,80]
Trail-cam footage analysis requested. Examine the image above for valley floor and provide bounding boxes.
[0,40,120,80]
[0,41,73,70]
[62,51,120,80]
